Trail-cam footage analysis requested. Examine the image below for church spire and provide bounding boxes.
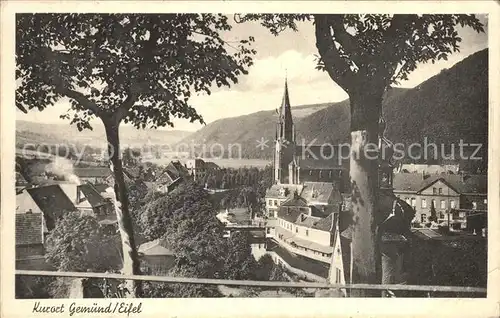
[278,77,293,142]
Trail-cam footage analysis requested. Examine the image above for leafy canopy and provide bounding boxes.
[16,14,256,130]
[237,14,484,93]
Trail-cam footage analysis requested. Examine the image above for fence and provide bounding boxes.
[15,269,487,298]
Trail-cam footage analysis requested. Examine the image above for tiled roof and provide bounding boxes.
[266,184,303,199]
[92,183,110,194]
[301,182,342,206]
[26,185,76,230]
[74,167,112,178]
[16,213,44,246]
[281,196,307,207]
[78,184,108,207]
[277,205,306,223]
[311,213,337,232]
[393,173,487,194]
[138,238,174,256]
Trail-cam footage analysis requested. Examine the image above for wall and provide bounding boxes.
[267,251,327,283]
[16,244,45,261]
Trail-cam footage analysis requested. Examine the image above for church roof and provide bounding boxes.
[301,182,342,206]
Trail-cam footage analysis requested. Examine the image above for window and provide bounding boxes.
[295,227,298,233]
[432,199,436,209]
[440,200,446,209]
[421,214,427,223]
[472,201,477,210]
[274,200,278,206]
[336,268,342,284]
[438,188,443,195]
[319,171,322,178]
[421,199,427,208]
[306,229,309,236]
[411,198,416,207]
[405,198,410,205]
[484,199,488,204]
[450,200,456,209]
[439,212,444,219]
[433,187,437,195]
[269,200,273,206]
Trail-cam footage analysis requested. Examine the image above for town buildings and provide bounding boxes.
[393,172,487,227]
[264,80,350,286]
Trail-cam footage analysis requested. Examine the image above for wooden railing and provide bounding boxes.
[16,270,487,296]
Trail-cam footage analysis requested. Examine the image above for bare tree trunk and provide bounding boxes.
[348,89,383,297]
[103,119,142,298]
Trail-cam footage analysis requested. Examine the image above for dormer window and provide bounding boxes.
[279,188,286,197]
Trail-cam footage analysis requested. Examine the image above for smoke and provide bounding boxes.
[45,157,82,185]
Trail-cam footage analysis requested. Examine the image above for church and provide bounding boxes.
[272,79,349,190]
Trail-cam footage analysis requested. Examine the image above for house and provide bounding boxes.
[138,239,176,275]
[74,167,112,184]
[263,181,346,283]
[265,184,303,218]
[393,173,487,226]
[59,183,115,223]
[395,163,460,175]
[185,158,220,181]
[15,212,53,270]
[154,161,191,193]
[17,185,77,231]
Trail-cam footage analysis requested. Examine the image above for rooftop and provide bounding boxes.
[16,213,44,246]
[393,173,487,195]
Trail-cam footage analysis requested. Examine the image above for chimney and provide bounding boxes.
[76,185,83,203]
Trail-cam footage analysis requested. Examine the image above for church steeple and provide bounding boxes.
[274,77,296,184]
[278,77,294,143]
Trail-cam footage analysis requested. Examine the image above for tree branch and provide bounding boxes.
[314,15,355,92]
[328,15,361,62]
[54,85,102,117]
[114,92,138,123]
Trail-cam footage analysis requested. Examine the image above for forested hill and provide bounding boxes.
[178,48,488,159]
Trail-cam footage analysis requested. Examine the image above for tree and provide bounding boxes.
[44,212,122,298]
[17,13,255,297]
[429,201,438,223]
[45,212,122,272]
[122,147,141,167]
[238,13,484,296]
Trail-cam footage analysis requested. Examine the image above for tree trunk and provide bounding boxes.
[348,89,383,297]
[103,120,142,298]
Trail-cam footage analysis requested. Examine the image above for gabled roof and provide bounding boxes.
[16,213,44,246]
[74,167,112,178]
[393,173,487,195]
[277,205,306,223]
[301,182,342,206]
[138,238,174,256]
[266,184,303,199]
[78,184,108,207]
[26,185,76,230]
[311,213,337,232]
[281,195,308,207]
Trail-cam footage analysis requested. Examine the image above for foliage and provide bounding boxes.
[45,212,122,272]
[16,13,255,130]
[122,147,141,167]
[223,231,259,280]
[429,200,438,222]
[239,14,484,91]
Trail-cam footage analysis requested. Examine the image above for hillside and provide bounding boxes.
[177,102,334,158]
[16,120,191,149]
[179,48,488,160]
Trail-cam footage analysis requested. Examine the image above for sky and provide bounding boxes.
[16,15,489,132]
